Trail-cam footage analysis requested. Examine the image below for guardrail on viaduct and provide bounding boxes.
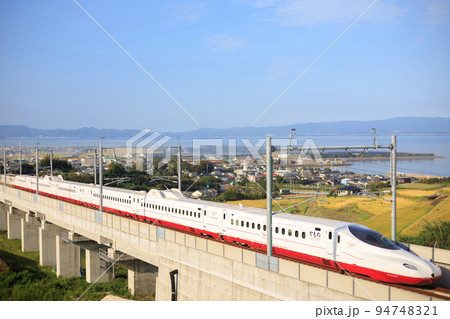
[0,185,448,301]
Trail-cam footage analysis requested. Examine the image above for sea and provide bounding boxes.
[3,135,450,177]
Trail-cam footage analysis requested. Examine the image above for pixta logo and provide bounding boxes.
[126,129,172,174]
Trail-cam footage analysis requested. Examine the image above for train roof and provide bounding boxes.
[16,174,355,229]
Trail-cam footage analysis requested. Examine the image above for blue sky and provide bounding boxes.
[0,0,449,132]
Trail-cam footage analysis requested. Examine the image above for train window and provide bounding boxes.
[231,219,234,225]
[257,224,260,230]
[204,211,206,216]
[224,214,226,220]
[281,228,285,235]
[337,235,340,244]
[275,227,279,234]
[329,232,332,240]
[295,230,299,237]
[288,229,292,236]
[348,225,398,250]
[302,232,306,239]
[190,211,192,217]
[246,222,249,228]
[263,225,266,231]
[252,223,255,229]
[241,221,244,227]
[182,210,185,215]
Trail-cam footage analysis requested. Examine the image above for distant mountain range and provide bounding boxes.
[1,117,449,139]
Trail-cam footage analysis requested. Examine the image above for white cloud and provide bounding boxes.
[253,0,408,27]
[421,0,450,28]
[206,34,247,52]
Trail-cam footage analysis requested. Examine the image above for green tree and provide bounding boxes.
[399,221,450,249]
[104,163,126,177]
[39,155,72,172]
[11,163,35,175]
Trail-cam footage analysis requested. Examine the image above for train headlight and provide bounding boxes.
[403,263,417,270]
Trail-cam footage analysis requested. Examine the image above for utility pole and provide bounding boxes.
[94,148,97,185]
[3,148,6,190]
[50,150,53,177]
[266,136,273,257]
[390,136,397,241]
[177,138,182,191]
[99,138,104,214]
[19,141,22,175]
[36,143,39,196]
[289,128,296,150]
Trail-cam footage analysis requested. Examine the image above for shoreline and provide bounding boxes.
[343,155,444,162]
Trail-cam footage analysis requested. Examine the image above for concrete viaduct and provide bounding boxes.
[1,184,449,301]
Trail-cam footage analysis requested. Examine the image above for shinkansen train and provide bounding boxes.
[7,174,442,285]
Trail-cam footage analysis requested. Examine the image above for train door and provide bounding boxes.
[221,209,227,232]
[327,229,342,261]
[202,206,207,228]
[132,196,138,213]
[326,230,334,257]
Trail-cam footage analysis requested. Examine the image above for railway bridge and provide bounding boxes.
[1,183,449,301]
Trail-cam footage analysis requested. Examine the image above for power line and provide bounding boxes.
[1,0,231,64]
[2,5,270,71]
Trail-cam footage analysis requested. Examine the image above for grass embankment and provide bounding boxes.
[0,231,137,301]
[226,183,450,240]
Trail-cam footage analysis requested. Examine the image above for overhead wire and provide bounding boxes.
[0,0,231,64]
[1,4,271,71]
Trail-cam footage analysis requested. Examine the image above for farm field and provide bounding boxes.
[226,183,450,238]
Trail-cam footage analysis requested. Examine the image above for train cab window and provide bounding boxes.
[224,214,226,220]
[348,225,398,250]
[252,223,255,229]
[328,232,332,240]
[275,227,279,234]
[288,229,292,236]
[302,232,306,239]
[263,225,266,231]
[295,230,299,237]
[257,224,261,230]
[281,228,285,235]
[337,235,341,244]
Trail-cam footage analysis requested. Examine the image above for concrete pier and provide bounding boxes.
[56,234,81,278]
[85,249,114,284]
[21,213,39,252]
[0,203,7,231]
[128,260,158,296]
[7,207,21,240]
[39,221,58,267]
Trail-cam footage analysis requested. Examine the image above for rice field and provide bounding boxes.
[397,189,439,197]
[401,196,450,236]
[226,185,449,238]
